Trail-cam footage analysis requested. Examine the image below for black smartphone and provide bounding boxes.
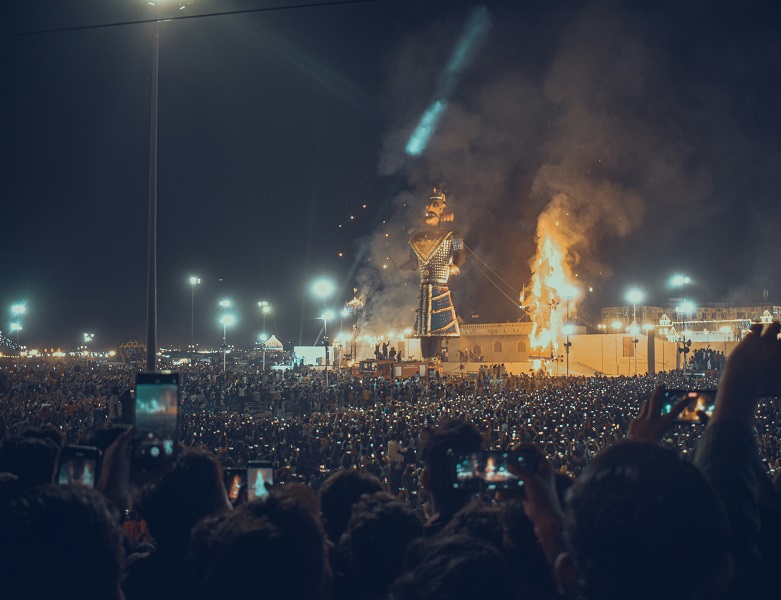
[134,372,180,467]
[449,450,538,491]
[57,444,102,487]
[223,467,247,506]
[661,389,716,423]
[247,460,273,500]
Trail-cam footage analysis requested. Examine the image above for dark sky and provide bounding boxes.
[3,0,781,351]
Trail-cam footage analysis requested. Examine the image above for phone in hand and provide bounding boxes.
[449,450,538,491]
[134,372,180,467]
[247,460,273,500]
[58,444,102,487]
[223,467,247,506]
[661,389,716,423]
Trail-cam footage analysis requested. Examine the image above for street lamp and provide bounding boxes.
[259,332,268,372]
[189,276,200,348]
[82,332,95,363]
[597,323,606,373]
[258,301,271,337]
[321,310,335,386]
[311,276,335,342]
[10,323,22,368]
[144,1,193,371]
[562,323,575,377]
[311,278,335,301]
[219,314,235,372]
[219,301,235,372]
[626,289,644,375]
[611,320,622,375]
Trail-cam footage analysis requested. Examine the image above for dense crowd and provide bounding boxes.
[2,323,781,599]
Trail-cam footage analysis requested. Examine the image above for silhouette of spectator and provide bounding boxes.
[559,440,731,600]
[391,534,516,600]
[418,418,483,535]
[319,468,383,545]
[0,484,126,600]
[0,433,60,488]
[188,484,331,600]
[335,491,423,599]
[124,447,231,600]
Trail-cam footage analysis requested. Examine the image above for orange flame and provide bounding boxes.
[523,207,579,354]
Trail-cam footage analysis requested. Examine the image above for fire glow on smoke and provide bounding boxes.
[524,210,580,355]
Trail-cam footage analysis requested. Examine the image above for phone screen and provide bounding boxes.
[661,390,716,423]
[247,463,273,500]
[450,450,537,491]
[58,446,101,488]
[134,372,179,465]
[223,468,247,505]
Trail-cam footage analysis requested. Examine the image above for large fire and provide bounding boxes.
[523,205,579,356]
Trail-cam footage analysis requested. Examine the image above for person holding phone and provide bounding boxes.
[123,448,232,600]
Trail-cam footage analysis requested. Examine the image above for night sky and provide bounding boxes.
[4,0,781,351]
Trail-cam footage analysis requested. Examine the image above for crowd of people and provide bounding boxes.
[2,323,781,598]
[687,346,728,371]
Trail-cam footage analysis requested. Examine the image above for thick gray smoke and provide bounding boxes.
[358,0,776,330]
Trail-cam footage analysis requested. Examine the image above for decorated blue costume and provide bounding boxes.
[402,187,466,359]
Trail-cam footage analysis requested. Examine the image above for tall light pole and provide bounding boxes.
[10,304,26,369]
[321,310,334,387]
[189,276,200,349]
[219,299,233,372]
[83,332,95,357]
[346,289,363,361]
[670,274,690,334]
[259,333,268,372]
[597,323,606,374]
[145,1,192,371]
[258,301,271,337]
[10,323,22,368]
[612,320,622,375]
[626,289,644,375]
[311,278,335,386]
[563,296,573,376]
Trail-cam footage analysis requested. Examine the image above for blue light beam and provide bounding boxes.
[405,6,491,157]
[406,100,447,156]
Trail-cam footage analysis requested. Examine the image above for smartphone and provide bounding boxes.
[58,444,102,487]
[134,372,180,467]
[661,389,716,423]
[223,467,247,506]
[247,460,273,500]
[448,450,538,491]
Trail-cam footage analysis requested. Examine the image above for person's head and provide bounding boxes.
[559,440,732,600]
[419,419,483,516]
[319,468,383,544]
[390,534,516,600]
[338,492,423,598]
[0,434,60,487]
[136,447,230,550]
[191,484,330,600]
[0,484,125,600]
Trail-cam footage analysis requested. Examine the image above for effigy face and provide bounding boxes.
[423,194,446,227]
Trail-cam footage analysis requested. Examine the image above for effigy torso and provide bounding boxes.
[410,229,458,284]
[410,228,462,336]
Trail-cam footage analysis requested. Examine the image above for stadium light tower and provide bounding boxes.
[189,276,200,348]
[219,312,235,372]
[145,1,193,371]
[258,301,271,338]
